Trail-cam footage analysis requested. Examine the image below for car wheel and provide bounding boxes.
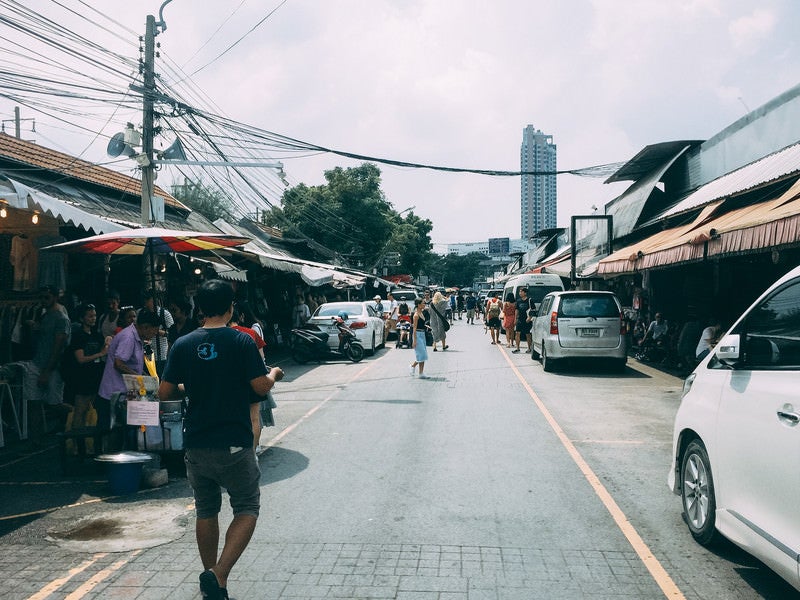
[681,440,718,546]
[347,342,365,363]
[531,343,540,360]
[369,332,376,355]
[542,343,556,372]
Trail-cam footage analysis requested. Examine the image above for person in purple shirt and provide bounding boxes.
[96,310,160,431]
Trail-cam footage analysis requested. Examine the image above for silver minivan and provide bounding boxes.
[531,291,627,372]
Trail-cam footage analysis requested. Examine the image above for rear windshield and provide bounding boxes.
[558,295,619,318]
[316,303,362,317]
[392,291,419,301]
[527,286,563,304]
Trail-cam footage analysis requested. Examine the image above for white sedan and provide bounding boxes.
[307,302,386,355]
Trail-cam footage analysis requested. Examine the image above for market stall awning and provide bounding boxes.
[214,219,366,288]
[598,177,800,275]
[1,177,125,234]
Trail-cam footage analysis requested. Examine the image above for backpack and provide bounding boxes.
[487,299,501,318]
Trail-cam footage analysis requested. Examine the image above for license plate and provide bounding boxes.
[580,328,599,337]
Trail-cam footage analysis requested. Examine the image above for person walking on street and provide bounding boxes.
[158,280,283,600]
[465,292,477,324]
[485,294,503,344]
[429,291,449,351]
[502,293,516,348]
[409,298,429,378]
[512,288,533,353]
[385,292,398,340]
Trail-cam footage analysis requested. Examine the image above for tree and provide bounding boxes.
[170,178,235,222]
[424,252,488,287]
[265,163,431,271]
[383,212,434,277]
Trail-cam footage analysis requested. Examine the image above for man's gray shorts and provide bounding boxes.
[185,447,261,519]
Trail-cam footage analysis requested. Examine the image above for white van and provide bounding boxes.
[502,273,564,310]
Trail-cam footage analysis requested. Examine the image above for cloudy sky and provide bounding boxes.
[2,0,799,250]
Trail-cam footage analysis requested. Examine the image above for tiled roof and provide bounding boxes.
[0,132,184,209]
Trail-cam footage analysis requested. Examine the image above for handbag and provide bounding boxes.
[430,304,450,332]
[425,328,434,346]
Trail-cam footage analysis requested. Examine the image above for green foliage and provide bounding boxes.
[170,178,235,222]
[265,163,434,274]
[424,252,488,287]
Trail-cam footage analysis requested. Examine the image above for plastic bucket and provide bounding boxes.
[95,452,152,495]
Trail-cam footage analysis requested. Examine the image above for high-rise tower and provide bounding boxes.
[520,125,557,239]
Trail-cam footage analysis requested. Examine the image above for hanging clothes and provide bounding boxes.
[10,235,36,291]
[35,235,66,291]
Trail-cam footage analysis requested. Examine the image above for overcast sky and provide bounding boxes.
[2,0,799,250]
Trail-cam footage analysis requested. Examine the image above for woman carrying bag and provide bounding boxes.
[429,291,450,351]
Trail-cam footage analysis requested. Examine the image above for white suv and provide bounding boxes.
[669,264,800,592]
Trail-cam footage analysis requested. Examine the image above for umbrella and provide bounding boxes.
[41,226,251,292]
[41,226,251,255]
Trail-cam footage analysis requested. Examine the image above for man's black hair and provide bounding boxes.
[105,289,120,300]
[170,298,193,315]
[196,279,234,318]
[136,310,161,328]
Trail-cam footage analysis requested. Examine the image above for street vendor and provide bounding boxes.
[96,310,160,431]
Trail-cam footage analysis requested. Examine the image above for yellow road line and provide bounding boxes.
[501,348,685,599]
[64,550,141,599]
[25,553,107,600]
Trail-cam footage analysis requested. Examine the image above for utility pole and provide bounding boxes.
[140,14,156,226]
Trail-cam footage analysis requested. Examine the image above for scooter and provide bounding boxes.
[291,316,365,363]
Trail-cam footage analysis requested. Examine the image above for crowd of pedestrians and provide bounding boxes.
[15,283,277,442]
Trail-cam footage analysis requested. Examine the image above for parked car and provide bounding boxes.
[306,302,385,355]
[530,291,627,372]
[668,265,800,592]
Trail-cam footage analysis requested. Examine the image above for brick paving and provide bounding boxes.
[1,539,663,598]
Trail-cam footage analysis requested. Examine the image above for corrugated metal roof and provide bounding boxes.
[659,141,800,219]
[605,140,702,183]
[605,145,690,238]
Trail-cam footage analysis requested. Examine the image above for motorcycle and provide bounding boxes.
[291,316,365,363]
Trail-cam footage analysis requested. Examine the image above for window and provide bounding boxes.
[559,295,619,318]
[739,280,800,369]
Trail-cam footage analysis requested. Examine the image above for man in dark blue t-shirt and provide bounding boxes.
[159,280,283,600]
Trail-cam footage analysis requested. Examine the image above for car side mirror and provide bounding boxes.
[715,333,741,365]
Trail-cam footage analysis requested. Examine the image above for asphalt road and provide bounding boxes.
[0,319,798,599]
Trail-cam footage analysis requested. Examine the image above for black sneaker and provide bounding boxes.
[199,570,222,600]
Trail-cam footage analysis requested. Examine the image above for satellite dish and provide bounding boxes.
[107,132,136,158]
